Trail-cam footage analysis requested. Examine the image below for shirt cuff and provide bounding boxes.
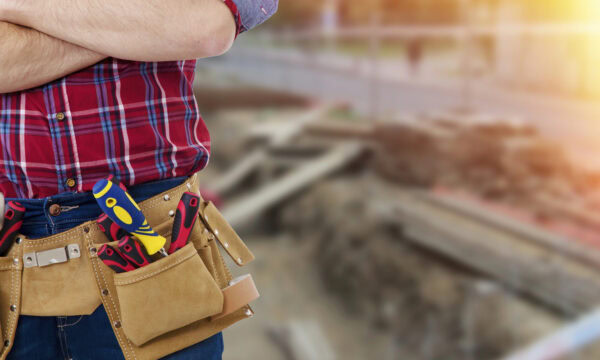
[222,0,243,38]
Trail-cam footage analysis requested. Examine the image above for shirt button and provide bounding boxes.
[66,178,76,188]
[56,112,65,121]
[49,204,61,216]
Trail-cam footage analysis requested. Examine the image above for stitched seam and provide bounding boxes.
[88,235,137,360]
[22,226,86,247]
[6,262,17,353]
[60,321,73,360]
[60,315,83,327]
[203,245,219,284]
[209,240,223,287]
[114,250,196,285]
[217,244,234,284]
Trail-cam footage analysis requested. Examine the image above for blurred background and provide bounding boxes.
[194,1,600,359]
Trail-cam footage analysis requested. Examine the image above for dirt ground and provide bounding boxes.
[222,234,411,360]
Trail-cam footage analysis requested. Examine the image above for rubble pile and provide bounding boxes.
[371,114,600,227]
[279,176,560,360]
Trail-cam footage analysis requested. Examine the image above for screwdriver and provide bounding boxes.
[0,202,26,256]
[98,244,137,273]
[168,192,201,254]
[96,213,128,243]
[93,178,168,257]
[118,236,153,267]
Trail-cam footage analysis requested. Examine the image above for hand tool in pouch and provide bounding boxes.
[168,192,201,254]
[118,236,154,267]
[93,178,168,257]
[0,201,26,256]
[98,244,137,273]
[97,213,128,242]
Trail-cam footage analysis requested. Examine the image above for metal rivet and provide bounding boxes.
[102,289,109,296]
[168,210,175,217]
[163,195,170,201]
[90,247,97,255]
[25,256,32,263]
[214,229,219,236]
[15,237,22,244]
[4,340,9,347]
[114,321,121,328]
[223,242,229,248]
[237,257,243,265]
[245,309,253,317]
[13,258,19,265]
[83,226,90,234]
[10,305,16,312]
[186,183,191,190]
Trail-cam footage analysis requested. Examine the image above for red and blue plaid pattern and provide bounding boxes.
[0,58,211,198]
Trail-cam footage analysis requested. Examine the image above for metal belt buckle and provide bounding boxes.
[23,244,81,268]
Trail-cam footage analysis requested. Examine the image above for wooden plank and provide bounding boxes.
[419,191,600,269]
[501,307,600,360]
[211,104,335,195]
[222,142,365,228]
[389,190,600,315]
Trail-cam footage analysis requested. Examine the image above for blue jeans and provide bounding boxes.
[6,177,224,360]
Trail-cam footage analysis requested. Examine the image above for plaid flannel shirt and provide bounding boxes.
[0,0,277,198]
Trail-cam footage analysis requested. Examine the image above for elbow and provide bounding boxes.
[185,14,236,59]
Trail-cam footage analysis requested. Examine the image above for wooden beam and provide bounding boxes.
[210,104,335,195]
[222,142,365,228]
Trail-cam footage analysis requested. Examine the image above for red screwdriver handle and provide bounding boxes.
[0,201,26,256]
[118,236,153,267]
[98,244,137,273]
[97,213,128,243]
[168,192,200,254]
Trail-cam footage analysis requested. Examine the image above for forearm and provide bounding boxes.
[0,21,105,94]
[1,0,236,61]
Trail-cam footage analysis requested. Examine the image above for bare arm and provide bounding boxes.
[0,0,237,62]
[0,22,105,94]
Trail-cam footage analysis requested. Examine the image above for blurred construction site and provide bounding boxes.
[195,1,600,359]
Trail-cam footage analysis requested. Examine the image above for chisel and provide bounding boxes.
[0,202,26,256]
[93,178,168,257]
[118,236,153,267]
[168,192,201,254]
[98,244,137,273]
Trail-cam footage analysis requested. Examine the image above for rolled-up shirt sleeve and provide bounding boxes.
[222,0,278,37]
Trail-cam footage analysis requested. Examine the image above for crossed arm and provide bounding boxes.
[0,0,236,93]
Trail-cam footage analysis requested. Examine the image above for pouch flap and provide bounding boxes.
[200,201,254,266]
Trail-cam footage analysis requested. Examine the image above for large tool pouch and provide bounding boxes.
[0,173,258,360]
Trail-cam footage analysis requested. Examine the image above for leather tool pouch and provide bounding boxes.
[114,243,223,346]
[86,174,257,360]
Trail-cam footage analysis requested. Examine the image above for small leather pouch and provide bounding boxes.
[113,243,224,346]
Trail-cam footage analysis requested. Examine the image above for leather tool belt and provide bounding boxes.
[0,173,259,360]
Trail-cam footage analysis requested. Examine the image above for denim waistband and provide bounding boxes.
[6,176,188,239]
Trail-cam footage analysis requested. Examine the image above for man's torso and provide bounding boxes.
[0,58,210,198]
